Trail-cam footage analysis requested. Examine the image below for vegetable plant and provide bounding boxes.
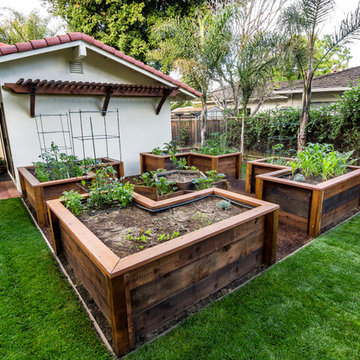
[196,133,238,156]
[155,177,177,196]
[33,142,87,182]
[192,170,226,190]
[61,190,84,215]
[287,143,354,181]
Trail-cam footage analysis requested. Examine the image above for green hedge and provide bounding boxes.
[226,83,360,159]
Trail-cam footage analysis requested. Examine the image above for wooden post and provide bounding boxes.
[34,187,46,227]
[118,162,125,178]
[139,154,144,174]
[245,162,252,193]
[18,171,27,198]
[264,209,278,265]
[235,153,242,180]
[106,275,132,356]
[255,177,264,200]
[308,190,324,238]
[212,157,219,172]
[48,208,62,254]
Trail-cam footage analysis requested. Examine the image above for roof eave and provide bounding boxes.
[0,40,200,99]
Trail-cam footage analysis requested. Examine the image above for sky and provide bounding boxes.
[0,0,360,67]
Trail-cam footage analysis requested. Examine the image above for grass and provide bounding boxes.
[2,197,360,359]
[126,213,360,360]
[241,162,246,179]
[0,198,112,360]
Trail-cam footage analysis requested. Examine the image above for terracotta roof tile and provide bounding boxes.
[15,42,33,52]
[0,32,201,98]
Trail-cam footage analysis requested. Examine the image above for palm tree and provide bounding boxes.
[282,0,360,149]
[151,5,232,145]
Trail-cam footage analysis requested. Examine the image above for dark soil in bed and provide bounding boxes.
[78,196,249,258]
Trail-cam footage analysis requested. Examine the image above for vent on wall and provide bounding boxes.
[69,61,83,74]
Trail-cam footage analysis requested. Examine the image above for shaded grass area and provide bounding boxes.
[241,162,246,179]
[126,214,360,360]
[0,198,112,360]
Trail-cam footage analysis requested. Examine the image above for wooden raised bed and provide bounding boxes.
[255,166,360,237]
[47,188,279,356]
[139,152,190,173]
[18,157,124,227]
[140,151,242,179]
[153,170,206,190]
[245,157,292,193]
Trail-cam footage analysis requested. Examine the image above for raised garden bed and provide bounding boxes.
[47,188,279,356]
[245,157,292,193]
[153,170,206,190]
[255,166,360,237]
[18,157,124,227]
[140,151,242,179]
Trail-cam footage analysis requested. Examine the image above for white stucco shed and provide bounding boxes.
[0,32,200,189]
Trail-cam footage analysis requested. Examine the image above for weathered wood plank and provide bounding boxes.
[132,248,263,336]
[130,226,265,314]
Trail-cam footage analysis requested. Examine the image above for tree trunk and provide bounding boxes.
[298,76,312,150]
[240,104,246,154]
[200,99,208,146]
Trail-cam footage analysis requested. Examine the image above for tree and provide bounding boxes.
[46,0,205,64]
[0,8,56,44]
[151,5,232,145]
[282,0,360,150]
[215,0,286,153]
[274,34,352,81]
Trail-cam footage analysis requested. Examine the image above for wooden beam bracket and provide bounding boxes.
[156,89,172,115]
[29,83,37,118]
[102,86,114,116]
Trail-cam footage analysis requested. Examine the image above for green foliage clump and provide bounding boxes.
[87,167,134,209]
[217,200,231,211]
[61,166,134,214]
[196,133,238,156]
[155,176,177,196]
[61,190,83,215]
[33,143,85,182]
[289,143,354,181]
[152,140,181,155]
[192,170,226,190]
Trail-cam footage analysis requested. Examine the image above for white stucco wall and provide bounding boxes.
[0,46,174,188]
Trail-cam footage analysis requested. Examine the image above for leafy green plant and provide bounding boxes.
[192,170,226,190]
[61,190,84,215]
[87,166,134,209]
[196,133,238,156]
[163,140,181,155]
[217,200,231,211]
[287,143,354,181]
[155,177,177,196]
[151,147,165,155]
[33,143,86,182]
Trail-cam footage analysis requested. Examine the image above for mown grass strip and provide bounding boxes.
[126,213,360,360]
[0,198,112,360]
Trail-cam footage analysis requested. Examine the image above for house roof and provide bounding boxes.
[0,32,201,98]
[275,66,360,92]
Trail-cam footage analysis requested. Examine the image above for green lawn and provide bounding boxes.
[126,213,360,360]
[0,198,112,360]
[2,197,360,360]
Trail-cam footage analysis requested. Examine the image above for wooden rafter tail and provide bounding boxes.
[156,87,178,115]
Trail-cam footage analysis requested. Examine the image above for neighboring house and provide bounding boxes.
[209,66,360,113]
[171,105,222,120]
[0,32,200,188]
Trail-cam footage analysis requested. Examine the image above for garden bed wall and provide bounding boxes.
[18,158,124,227]
[255,167,360,237]
[245,158,292,193]
[140,152,242,179]
[47,189,279,356]
[140,152,191,173]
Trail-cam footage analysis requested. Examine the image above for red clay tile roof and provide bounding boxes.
[0,32,201,98]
